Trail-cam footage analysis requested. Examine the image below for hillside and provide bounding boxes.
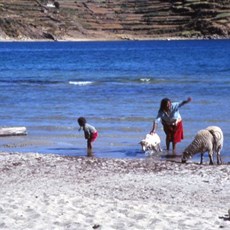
[0,0,229,41]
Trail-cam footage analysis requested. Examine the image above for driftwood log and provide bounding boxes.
[0,127,27,136]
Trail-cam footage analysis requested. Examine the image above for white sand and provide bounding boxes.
[0,152,230,230]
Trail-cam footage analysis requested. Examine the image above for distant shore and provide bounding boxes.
[1,151,230,229]
[0,35,229,42]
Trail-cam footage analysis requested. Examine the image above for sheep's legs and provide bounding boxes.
[200,153,204,164]
[157,144,162,152]
[208,151,214,165]
[217,150,222,165]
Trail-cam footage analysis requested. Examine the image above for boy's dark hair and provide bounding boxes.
[78,117,86,126]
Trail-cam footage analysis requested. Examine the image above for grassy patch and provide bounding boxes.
[215,12,230,19]
[181,30,202,37]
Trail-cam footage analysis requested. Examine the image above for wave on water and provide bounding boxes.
[0,79,96,86]
[69,81,94,86]
[140,78,151,82]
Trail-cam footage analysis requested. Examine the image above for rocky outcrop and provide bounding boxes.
[0,0,229,41]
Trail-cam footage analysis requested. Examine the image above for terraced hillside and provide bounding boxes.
[0,0,229,40]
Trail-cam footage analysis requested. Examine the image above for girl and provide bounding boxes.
[78,117,98,156]
[150,97,192,153]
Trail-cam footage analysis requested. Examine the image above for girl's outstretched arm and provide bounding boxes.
[181,97,192,106]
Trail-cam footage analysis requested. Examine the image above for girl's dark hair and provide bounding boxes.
[159,98,171,112]
[78,117,86,126]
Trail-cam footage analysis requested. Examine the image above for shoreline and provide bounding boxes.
[1,151,230,229]
[0,36,229,43]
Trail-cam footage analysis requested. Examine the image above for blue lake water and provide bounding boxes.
[0,40,229,162]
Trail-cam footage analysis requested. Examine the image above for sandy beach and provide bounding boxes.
[0,152,230,230]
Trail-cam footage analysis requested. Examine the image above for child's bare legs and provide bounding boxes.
[166,138,170,151]
[87,140,93,157]
[166,138,176,154]
[172,142,176,154]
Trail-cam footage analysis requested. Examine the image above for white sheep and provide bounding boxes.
[181,126,223,164]
[140,133,162,154]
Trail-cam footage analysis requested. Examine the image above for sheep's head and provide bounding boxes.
[140,140,156,152]
[181,151,191,163]
[140,140,148,151]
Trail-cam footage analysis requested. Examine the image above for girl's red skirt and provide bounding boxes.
[163,121,184,144]
[90,131,98,142]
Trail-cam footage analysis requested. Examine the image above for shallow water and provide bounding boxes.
[0,40,229,162]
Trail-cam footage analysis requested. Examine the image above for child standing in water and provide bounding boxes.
[150,97,192,153]
[78,117,98,156]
